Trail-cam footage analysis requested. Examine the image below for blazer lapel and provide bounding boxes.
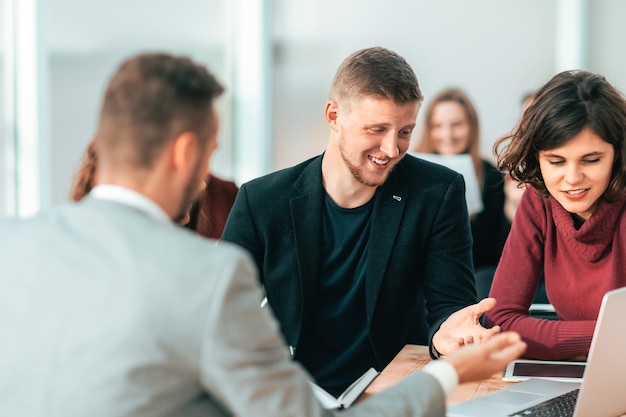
[290,157,324,327]
[365,161,409,323]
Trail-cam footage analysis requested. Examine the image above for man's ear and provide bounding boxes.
[171,131,199,176]
[324,100,340,128]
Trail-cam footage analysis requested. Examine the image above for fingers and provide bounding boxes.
[473,297,497,315]
[490,340,527,363]
[484,325,501,338]
[464,324,501,345]
[434,300,502,354]
[489,338,527,363]
[445,332,526,384]
[486,331,521,347]
[484,331,526,360]
[436,337,466,354]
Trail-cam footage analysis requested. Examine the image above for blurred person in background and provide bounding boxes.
[414,88,507,279]
[70,138,237,236]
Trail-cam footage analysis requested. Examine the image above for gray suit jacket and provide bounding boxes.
[0,197,445,417]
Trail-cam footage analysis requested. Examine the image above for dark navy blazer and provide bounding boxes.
[221,154,477,369]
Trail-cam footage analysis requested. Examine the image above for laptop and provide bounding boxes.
[447,286,626,417]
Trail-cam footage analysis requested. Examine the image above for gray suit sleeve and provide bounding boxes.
[197,243,446,417]
[341,372,445,417]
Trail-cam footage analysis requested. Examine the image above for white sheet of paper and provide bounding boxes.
[410,152,483,215]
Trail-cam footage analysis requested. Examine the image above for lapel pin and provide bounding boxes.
[392,195,402,202]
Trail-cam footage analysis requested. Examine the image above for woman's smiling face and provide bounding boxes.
[538,127,615,221]
[429,101,471,155]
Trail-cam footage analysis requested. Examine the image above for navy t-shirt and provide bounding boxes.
[295,192,377,397]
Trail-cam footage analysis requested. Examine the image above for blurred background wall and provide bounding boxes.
[2,0,626,217]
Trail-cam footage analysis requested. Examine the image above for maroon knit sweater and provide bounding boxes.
[485,186,626,359]
[196,174,239,239]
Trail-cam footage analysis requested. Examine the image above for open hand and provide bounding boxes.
[432,298,501,355]
[444,331,527,384]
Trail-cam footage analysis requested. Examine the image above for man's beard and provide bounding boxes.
[173,162,204,225]
[338,133,399,187]
[341,152,384,187]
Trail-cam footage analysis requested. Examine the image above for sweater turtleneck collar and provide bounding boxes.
[550,192,626,262]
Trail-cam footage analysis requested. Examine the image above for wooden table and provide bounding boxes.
[361,344,515,405]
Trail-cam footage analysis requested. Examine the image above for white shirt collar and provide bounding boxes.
[89,184,171,224]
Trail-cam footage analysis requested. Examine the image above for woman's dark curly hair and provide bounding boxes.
[494,70,626,202]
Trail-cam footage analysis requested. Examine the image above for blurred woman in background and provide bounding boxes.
[70,138,237,237]
[415,88,507,276]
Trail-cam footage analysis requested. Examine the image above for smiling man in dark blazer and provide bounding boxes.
[222,46,501,396]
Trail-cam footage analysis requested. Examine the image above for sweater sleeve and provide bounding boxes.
[485,188,595,359]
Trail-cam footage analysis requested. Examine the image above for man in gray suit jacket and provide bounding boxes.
[0,52,525,416]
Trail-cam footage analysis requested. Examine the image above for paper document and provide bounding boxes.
[410,152,483,215]
[311,367,379,409]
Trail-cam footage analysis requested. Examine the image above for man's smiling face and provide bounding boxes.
[335,96,419,187]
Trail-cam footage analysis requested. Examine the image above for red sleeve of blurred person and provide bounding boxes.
[192,174,239,239]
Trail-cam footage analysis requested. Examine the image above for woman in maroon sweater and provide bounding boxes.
[485,70,626,360]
